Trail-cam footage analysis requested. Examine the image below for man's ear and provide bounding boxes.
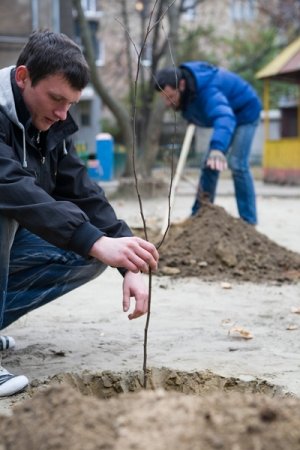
[15,66,30,90]
[179,78,186,92]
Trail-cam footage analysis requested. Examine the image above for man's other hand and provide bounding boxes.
[206,150,227,171]
[123,271,149,320]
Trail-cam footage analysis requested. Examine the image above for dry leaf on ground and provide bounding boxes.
[286,324,299,330]
[221,282,232,289]
[228,326,253,339]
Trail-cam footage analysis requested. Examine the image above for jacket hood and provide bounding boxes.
[0,66,28,167]
[0,66,23,128]
[180,61,218,91]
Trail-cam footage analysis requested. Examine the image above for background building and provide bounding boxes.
[0,0,102,156]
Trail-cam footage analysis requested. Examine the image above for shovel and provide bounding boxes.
[160,123,195,235]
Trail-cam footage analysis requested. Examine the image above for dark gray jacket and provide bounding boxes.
[0,66,132,258]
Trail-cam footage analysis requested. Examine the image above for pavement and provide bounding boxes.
[0,169,299,414]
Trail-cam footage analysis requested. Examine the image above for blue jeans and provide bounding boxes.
[191,120,259,224]
[0,216,107,330]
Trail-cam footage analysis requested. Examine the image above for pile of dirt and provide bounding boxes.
[157,202,300,283]
[1,384,300,450]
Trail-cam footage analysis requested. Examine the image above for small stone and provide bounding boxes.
[198,261,208,267]
[221,282,232,289]
[161,266,181,275]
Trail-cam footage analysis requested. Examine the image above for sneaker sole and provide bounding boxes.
[0,375,29,397]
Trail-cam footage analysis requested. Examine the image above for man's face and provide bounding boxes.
[159,79,186,111]
[15,66,82,131]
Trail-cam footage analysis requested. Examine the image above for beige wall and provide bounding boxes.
[98,0,141,101]
[0,0,31,66]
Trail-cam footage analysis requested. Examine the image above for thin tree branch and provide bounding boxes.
[124,0,179,388]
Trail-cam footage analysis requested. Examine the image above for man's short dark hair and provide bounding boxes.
[16,30,90,90]
[154,67,183,91]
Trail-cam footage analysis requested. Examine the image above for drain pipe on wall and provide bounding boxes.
[31,0,39,30]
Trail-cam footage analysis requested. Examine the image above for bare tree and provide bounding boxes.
[72,0,205,177]
[258,0,300,40]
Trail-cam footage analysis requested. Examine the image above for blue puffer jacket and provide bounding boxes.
[180,61,262,152]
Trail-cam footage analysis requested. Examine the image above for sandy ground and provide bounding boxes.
[1,170,300,413]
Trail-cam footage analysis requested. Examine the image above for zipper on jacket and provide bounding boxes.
[35,131,46,164]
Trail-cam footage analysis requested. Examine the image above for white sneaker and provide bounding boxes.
[0,335,16,351]
[0,367,28,397]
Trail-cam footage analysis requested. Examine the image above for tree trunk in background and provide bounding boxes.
[72,0,135,176]
[139,97,166,176]
[138,0,181,176]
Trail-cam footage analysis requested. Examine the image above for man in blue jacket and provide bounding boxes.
[155,62,262,225]
[0,31,159,397]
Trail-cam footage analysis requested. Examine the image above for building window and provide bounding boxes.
[96,40,105,66]
[74,19,104,66]
[182,0,196,21]
[80,101,91,127]
[81,0,96,12]
[231,0,256,21]
[88,19,103,65]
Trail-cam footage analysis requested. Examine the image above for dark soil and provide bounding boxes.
[157,202,300,283]
[1,383,300,450]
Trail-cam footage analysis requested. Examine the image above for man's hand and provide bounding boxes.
[89,236,159,273]
[123,271,149,320]
[206,150,227,171]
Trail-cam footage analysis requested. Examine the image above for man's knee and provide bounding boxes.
[88,259,107,280]
[227,155,248,173]
[0,216,19,254]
